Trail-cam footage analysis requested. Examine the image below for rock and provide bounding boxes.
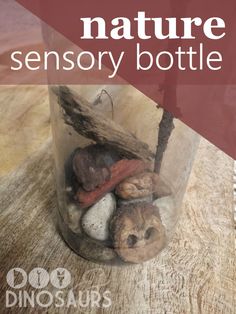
[64,149,80,198]
[66,203,85,234]
[81,193,116,241]
[77,236,117,263]
[115,172,172,200]
[75,159,149,208]
[73,144,120,192]
[110,203,166,263]
[153,196,176,234]
[58,213,117,263]
[115,172,156,199]
[118,195,153,206]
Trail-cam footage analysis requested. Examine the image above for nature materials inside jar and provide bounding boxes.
[51,85,197,264]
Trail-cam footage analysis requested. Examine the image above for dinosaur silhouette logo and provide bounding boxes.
[56,270,65,287]
[6,268,27,289]
[28,268,50,289]
[50,268,71,289]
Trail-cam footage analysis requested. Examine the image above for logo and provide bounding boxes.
[6,268,27,289]
[50,268,71,289]
[5,267,112,309]
[28,268,50,289]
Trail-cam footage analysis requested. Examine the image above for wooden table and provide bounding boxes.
[0,86,235,313]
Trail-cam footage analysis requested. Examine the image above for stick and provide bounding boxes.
[54,86,154,161]
[154,109,174,173]
[154,0,187,173]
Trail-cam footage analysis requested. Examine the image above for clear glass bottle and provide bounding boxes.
[48,84,199,265]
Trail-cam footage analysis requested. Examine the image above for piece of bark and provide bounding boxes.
[75,159,149,208]
[55,86,154,161]
[110,203,166,263]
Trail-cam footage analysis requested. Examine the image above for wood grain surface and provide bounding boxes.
[0,86,235,313]
[0,86,50,176]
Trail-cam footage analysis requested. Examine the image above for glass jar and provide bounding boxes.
[48,84,199,265]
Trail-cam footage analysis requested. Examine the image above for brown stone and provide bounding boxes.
[115,172,172,200]
[75,159,149,208]
[110,203,166,263]
[72,144,120,192]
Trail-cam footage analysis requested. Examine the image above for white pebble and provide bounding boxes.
[82,193,116,241]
